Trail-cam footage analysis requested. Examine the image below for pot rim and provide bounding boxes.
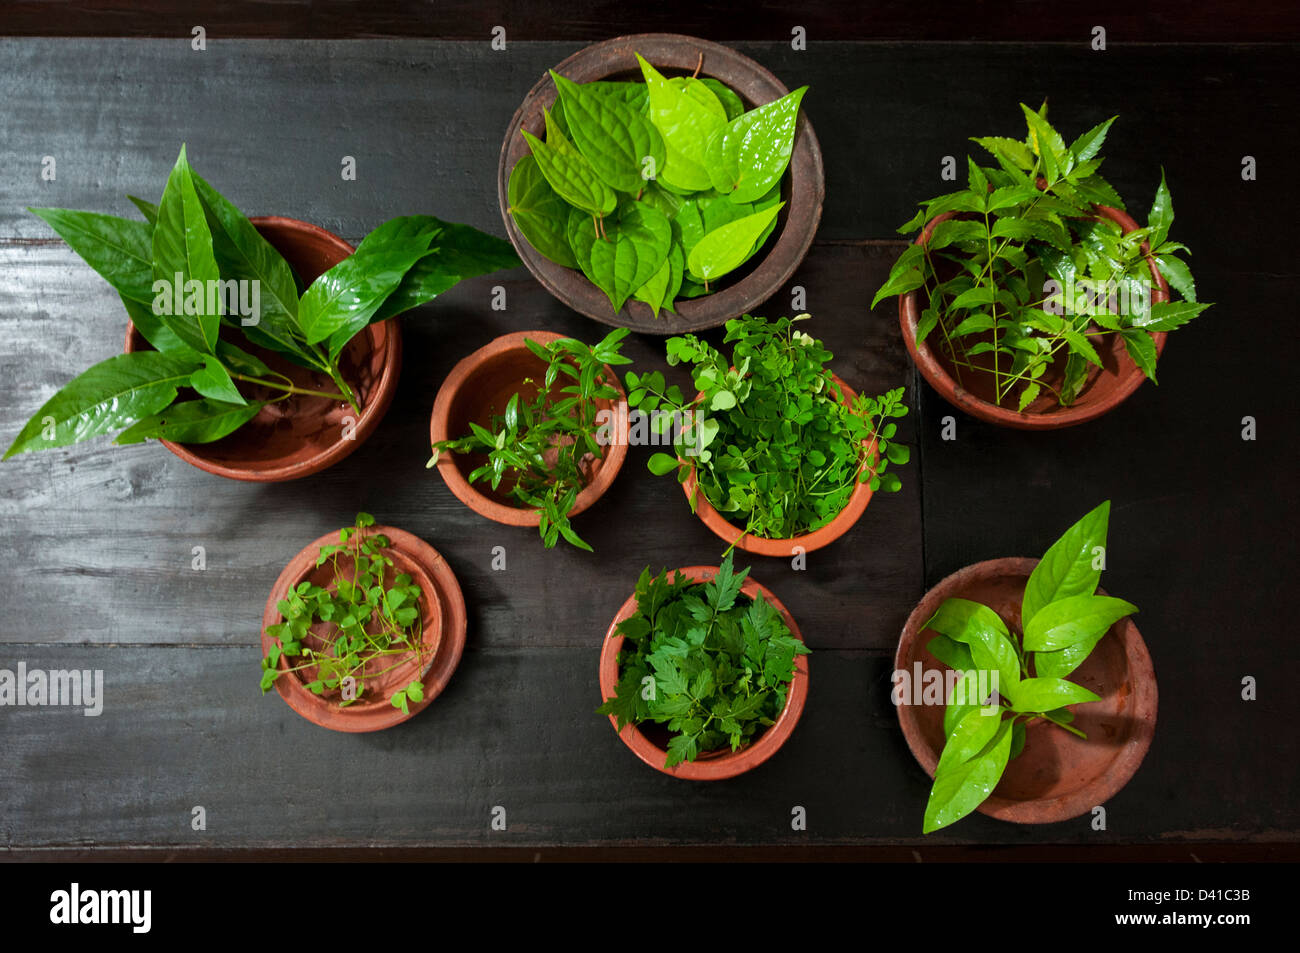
[123,215,403,481]
[898,204,1170,430]
[680,372,875,555]
[894,555,1158,824]
[428,330,629,527]
[260,524,468,733]
[497,32,825,335]
[598,564,809,779]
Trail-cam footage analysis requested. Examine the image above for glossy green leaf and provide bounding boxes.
[633,243,683,317]
[189,355,247,405]
[704,86,806,203]
[638,54,726,192]
[696,78,745,120]
[936,706,1006,774]
[508,154,578,268]
[926,633,974,672]
[685,202,783,283]
[28,208,155,303]
[4,351,198,458]
[1006,676,1101,713]
[127,195,159,225]
[1022,593,1138,652]
[923,719,1012,833]
[152,144,222,354]
[1148,169,1174,248]
[520,111,617,217]
[1022,500,1109,629]
[585,202,672,313]
[1131,300,1211,333]
[1069,116,1116,163]
[298,237,431,346]
[552,70,665,193]
[1120,327,1159,381]
[115,397,263,445]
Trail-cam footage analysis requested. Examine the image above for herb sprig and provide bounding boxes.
[597,553,809,768]
[261,513,428,714]
[873,104,1212,411]
[919,501,1137,832]
[429,329,631,551]
[631,314,909,543]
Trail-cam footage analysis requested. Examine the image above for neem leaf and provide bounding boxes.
[685,202,784,283]
[508,154,578,268]
[1020,102,1072,184]
[28,207,155,304]
[705,86,806,203]
[586,202,672,313]
[521,110,617,217]
[638,54,726,192]
[114,397,263,445]
[1148,169,1174,248]
[1120,327,1159,381]
[552,70,665,193]
[1022,593,1137,652]
[1022,500,1109,629]
[4,351,199,458]
[1131,300,1210,333]
[1069,116,1116,164]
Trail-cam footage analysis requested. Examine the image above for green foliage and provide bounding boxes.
[507,55,808,316]
[874,105,1213,411]
[429,328,632,552]
[630,314,910,544]
[260,513,428,711]
[596,553,810,767]
[919,501,1138,833]
[7,145,519,459]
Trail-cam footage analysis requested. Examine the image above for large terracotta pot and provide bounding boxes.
[898,205,1169,429]
[894,556,1157,824]
[125,216,402,480]
[260,525,467,733]
[599,565,809,780]
[429,330,628,527]
[498,33,824,334]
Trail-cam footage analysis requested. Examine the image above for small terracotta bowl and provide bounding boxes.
[894,557,1157,824]
[260,525,467,733]
[899,205,1169,429]
[681,374,876,556]
[125,216,402,480]
[429,330,628,527]
[599,565,809,780]
[498,33,824,334]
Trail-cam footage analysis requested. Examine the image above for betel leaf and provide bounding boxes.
[696,78,745,121]
[923,718,1013,834]
[1022,593,1138,652]
[704,86,806,203]
[1005,676,1101,714]
[633,243,683,317]
[585,202,672,313]
[685,202,784,283]
[508,154,578,268]
[1022,499,1109,629]
[551,70,665,193]
[297,237,432,347]
[521,111,617,218]
[4,351,199,458]
[638,54,727,192]
[27,208,155,304]
[152,144,223,354]
[551,80,648,138]
[115,397,264,445]
[370,218,520,323]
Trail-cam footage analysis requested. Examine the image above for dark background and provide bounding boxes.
[0,1,1296,861]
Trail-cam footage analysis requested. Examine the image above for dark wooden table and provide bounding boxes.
[1,23,1297,856]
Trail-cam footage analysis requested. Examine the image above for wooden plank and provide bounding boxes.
[2,644,1293,848]
[2,1,1298,43]
[0,242,922,649]
[2,40,1297,243]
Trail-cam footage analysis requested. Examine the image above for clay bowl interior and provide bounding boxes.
[261,526,468,733]
[599,565,809,780]
[895,557,1157,823]
[899,206,1169,430]
[125,217,402,480]
[430,331,627,525]
[682,373,875,556]
[498,32,824,334]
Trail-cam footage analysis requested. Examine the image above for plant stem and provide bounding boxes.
[231,373,351,403]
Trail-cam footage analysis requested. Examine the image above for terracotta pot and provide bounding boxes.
[498,33,825,335]
[429,330,629,527]
[124,216,402,480]
[260,525,467,733]
[898,205,1170,429]
[894,557,1157,824]
[681,373,875,556]
[599,565,809,779]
